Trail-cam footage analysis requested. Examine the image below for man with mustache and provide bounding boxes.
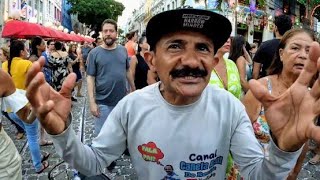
[25,9,320,179]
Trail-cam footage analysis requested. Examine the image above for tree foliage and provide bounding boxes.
[297,0,320,8]
[67,0,125,33]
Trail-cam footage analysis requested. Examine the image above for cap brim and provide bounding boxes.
[146,9,232,52]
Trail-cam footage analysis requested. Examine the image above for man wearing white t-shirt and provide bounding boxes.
[25,9,320,179]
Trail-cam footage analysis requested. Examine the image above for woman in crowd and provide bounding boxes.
[1,40,49,173]
[242,28,315,179]
[125,31,138,58]
[27,37,53,146]
[209,38,242,179]
[129,36,150,89]
[48,41,73,91]
[0,69,24,180]
[228,35,252,94]
[209,37,242,98]
[29,36,46,62]
[0,46,25,139]
[68,43,84,97]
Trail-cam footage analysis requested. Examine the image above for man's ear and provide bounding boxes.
[144,51,156,72]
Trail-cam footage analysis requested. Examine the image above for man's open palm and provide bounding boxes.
[26,57,76,135]
[250,42,320,152]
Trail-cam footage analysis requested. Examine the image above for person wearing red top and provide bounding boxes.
[125,31,138,58]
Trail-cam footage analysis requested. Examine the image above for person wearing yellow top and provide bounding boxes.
[2,41,32,90]
[1,40,50,174]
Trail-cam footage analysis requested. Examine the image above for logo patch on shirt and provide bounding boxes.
[138,142,164,165]
[182,14,210,29]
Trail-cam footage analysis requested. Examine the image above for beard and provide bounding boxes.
[104,37,116,47]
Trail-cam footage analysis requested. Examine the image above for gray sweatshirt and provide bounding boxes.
[51,82,301,179]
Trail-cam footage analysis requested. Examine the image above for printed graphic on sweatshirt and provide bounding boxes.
[138,142,224,179]
[181,150,223,179]
[138,142,165,165]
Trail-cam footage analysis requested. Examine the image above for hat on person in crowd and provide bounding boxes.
[146,8,232,53]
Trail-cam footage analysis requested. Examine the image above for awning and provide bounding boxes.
[2,20,50,39]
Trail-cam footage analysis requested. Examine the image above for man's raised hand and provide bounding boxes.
[25,57,76,135]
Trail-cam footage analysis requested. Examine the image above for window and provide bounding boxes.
[172,1,175,9]
[167,4,170,10]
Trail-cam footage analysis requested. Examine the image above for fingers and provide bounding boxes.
[249,79,275,109]
[25,57,45,88]
[37,100,55,122]
[26,72,46,108]
[296,42,320,86]
[59,73,77,98]
[310,58,320,99]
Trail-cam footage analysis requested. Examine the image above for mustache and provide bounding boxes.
[170,66,208,78]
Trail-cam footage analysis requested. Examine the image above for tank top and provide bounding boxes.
[134,54,149,89]
[252,77,272,159]
[125,41,136,57]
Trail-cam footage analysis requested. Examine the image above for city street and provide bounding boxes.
[2,81,320,180]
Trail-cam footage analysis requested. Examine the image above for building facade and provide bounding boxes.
[127,0,182,35]
[126,0,313,44]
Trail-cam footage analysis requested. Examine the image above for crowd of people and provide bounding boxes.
[1,7,320,180]
[0,37,94,175]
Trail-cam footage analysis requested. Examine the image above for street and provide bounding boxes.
[2,80,320,180]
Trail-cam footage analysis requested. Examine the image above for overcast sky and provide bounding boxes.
[116,0,142,29]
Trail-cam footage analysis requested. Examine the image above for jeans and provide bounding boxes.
[8,113,42,172]
[94,104,115,137]
[2,111,25,134]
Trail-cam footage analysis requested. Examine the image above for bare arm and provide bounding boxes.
[129,56,138,82]
[87,75,99,117]
[0,69,16,97]
[243,46,253,64]
[0,69,31,123]
[236,56,250,92]
[242,89,262,123]
[126,68,136,92]
[252,62,261,79]
[87,75,96,105]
